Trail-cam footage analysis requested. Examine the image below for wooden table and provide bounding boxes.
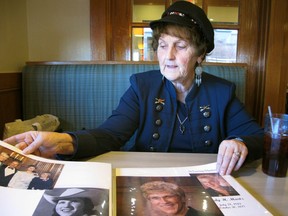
[88,151,288,216]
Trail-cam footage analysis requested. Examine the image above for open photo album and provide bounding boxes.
[0,141,271,216]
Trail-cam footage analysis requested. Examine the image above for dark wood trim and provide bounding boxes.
[26,61,159,65]
[90,0,110,60]
[212,24,240,29]
[0,73,22,90]
[25,61,247,67]
[254,0,271,124]
[90,0,132,60]
[0,73,22,139]
[110,0,132,60]
[131,22,151,28]
[236,0,269,122]
[263,0,288,120]
[0,88,21,93]
[204,0,239,7]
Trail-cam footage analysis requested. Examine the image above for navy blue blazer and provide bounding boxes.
[70,70,263,161]
[0,165,17,187]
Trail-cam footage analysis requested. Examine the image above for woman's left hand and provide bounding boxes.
[216,139,248,175]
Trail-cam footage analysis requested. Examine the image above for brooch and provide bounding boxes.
[200,105,211,118]
[199,105,210,112]
[155,98,165,105]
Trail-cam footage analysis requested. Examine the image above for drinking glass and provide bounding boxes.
[262,113,288,177]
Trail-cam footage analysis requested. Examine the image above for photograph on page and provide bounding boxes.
[116,175,223,216]
[0,144,64,190]
[32,187,109,216]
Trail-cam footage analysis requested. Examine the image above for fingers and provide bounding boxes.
[233,150,248,171]
[4,133,27,145]
[217,145,235,175]
[22,139,40,155]
[216,140,248,175]
[225,151,243,175]
[3,131,41,155]
[3,131,72,159]
[15,142,29,151]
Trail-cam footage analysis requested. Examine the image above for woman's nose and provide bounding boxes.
[166,46,175,60]
[62,201,71,206]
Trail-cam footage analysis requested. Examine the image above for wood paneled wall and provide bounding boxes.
[90,1,109,60]
[237,0,270,122]
[90,0,132,60]
[263,0,288,119]
[0,73,22,139]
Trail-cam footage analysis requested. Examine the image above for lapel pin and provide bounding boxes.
[155,98,165,105]
[199,105,210,112]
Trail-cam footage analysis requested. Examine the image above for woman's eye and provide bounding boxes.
[159,43,167,49]
[176,44,187,49]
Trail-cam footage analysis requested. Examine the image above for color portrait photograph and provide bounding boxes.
[116,176,223,216]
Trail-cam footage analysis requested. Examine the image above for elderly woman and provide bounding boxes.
[4,1,263,175]
[140,181,200,216]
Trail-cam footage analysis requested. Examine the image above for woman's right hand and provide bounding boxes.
[3,131,75,159]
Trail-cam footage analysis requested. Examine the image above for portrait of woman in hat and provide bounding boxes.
[32,188,109,216]
[5,1,263,176]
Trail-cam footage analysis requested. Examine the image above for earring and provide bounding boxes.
[195,64,203,86]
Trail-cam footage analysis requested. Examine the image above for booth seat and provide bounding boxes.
[22,62,247,132]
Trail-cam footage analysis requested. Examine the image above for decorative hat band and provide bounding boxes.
[165,11,197,25]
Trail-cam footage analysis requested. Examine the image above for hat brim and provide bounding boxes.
[43,189,95,205]
[43,191,91,205]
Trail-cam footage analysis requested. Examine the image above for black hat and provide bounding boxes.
[150,1,214,53]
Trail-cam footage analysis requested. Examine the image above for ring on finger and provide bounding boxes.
[234,151,241,157]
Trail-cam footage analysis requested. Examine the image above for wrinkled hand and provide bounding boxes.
[4,131,74,159]
[216,139,248,175]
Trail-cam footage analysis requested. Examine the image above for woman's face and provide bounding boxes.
[157,33,202,85]
[55,198,85,216]
[147,191,185,215]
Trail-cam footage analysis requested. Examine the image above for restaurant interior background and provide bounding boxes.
[0,0,287,138]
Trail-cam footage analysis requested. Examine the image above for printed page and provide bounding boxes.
[0,141,112,216]
[115,163,272,216]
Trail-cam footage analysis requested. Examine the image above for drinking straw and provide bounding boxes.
[268,106,274,133]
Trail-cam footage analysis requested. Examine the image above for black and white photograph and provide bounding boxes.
[32,187,109,216]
